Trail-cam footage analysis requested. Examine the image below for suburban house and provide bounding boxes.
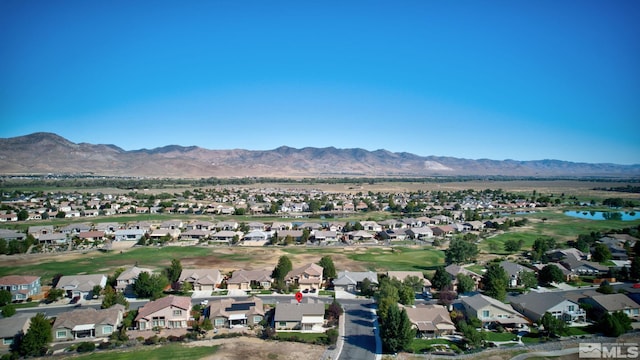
[444,264,482,292]
[38,233,68,246]
[387,271,432,294]
[402,304,456,338]
[114,229,145,242]
[461,294,529,328]
[27,225,54,239]
[333,270,378,293]
[285,263,324,291]
[0,313,31,351]
[179,229,210,241]
[510,292,586,324]
[56,274,107,300]
[135,295,192,330]
[581,293,640,319]
[115,266,153,293]
[406,227,434,240]
[0,229,26,241]
[0,275,42,301]
[52,305,125,341]
[241,230,270,245]
[207,297,265,328]
[76,231,105,243]
[313,230,338,243]
[226,269,273,290]
[273,299,326,332]
[178,269,222,291]
[209,230,241,244]
[500,261,535,288]
[276,230,304,243]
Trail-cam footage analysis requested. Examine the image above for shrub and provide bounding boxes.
[76,342,95,353]
[144,335,159,345]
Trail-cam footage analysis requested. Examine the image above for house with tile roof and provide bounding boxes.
[135,295,192,330]
[402,304,456,338]
[226,269,273,291]
[56,274,107,300]
[207,297,265,328]
[53,305,125,341]
[178,269,222,291]
[274,299,325,332]
[285,263,323,291]
[0,275,41,301]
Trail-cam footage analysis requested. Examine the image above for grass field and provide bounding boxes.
[70,344,219,360]
[344,247,445,272]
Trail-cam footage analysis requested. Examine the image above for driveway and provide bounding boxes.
[338,299,379,360]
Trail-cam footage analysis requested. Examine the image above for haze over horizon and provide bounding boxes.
[1,1,639,165]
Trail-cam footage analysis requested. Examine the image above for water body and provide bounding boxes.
[564,210,640,221]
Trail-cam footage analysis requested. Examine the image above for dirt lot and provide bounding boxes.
[187,337,326,360]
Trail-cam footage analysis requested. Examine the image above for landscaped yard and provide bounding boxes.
[273,331,327,343]
[408,338,458,353]
[483,331,518,342]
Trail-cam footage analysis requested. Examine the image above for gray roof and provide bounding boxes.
[510,292,577,318]
[0,313,31,338]
[334,271,378,286]
[590,293,640,311]
[500,261,533,278]
[274,300,325,322]
[57,274,107,292]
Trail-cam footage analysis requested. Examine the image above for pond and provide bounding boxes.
[564,210,640,221]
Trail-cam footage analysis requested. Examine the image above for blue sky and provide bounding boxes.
[1,1,639,164]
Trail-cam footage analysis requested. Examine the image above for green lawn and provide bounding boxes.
[274,332,327,342]
[484,332,518,342]
[71,344,219,360]
[408,338,457,353]
[480,232,540,254]
[345,247,445,272]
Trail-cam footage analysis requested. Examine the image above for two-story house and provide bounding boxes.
[207,297,265,328]
[510,292,586,324]
[284,263,323,291]
[0,275,42,301]
[461,294,529,328]
[135,295,192,330]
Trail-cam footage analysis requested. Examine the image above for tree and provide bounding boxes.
[458,320,485,349]
[539,312,566,338]
[19,313,52,357]
[0,289,11,306]
[46,288,65,303]
[2,304,16,317]
[358,277,375,297]
[318,256,337,280]
[101,285,129,309]
[133,271,169,300]
[92,284,103,298]
[630,256,640,281]
[482,263,508,301]
[166,258,183,284]
[539,264,564,284]
[445,238,478,264]
[456,274,475,294]
[107,268,125,288]
[531,237,556,263]
[17,209,29,221]
[272,255,293,281]
[597,281,615,294]
[598,311,632,337]
[380,304,415,353]
[375,277,400,320]
[403,275,424,293]
[326,300,343,322]
[504,239,524,253]
[201,318,213,332]
[519,271,539,289]
[431,266,452,291]
[398,285,415,306]
[591,243,612,263]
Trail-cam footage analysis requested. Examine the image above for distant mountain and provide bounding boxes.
[0,132,638,178]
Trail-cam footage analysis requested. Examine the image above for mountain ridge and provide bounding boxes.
[0,132,638,178]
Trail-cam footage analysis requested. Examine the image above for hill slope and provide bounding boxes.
[0,133,638,178]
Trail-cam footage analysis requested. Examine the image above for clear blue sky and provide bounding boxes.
[1,1,639,164]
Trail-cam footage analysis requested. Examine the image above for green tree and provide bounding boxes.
[358,277,375,297]
[456,274,475,294]
[458,320,485,349]
[19,313,52,357]
[519,271,539,289]
[504,239,524,253]
[133,272,169,300]
[272,255,293,281]
[0,289,11,306]
[531,237,556,263]
[46,288,65,302]
[591,243,612,263]
[201,318,213,332]
[597,281,615,294]
[2,304,16,317]
[91,284,102,298]
[101,285,129,309]
[431,267,452,291]
[630,256,640,281]
[598,311,632,337]
[445,238,478,264]
[398,285,415,306]
[375,277,400,320]
[403,275,424,293]
[380,304,415,353]
[107,268,125,288]
[482,263,508,301]
[539,312,566,338]
[539,264,564,284]
[17,209,29,221]
[318,256,337,280]
[166,258,183,284]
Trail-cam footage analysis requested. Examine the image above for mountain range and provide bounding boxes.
[0,133,638,178]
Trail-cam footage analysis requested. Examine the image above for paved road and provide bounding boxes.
[339,299,379,360]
